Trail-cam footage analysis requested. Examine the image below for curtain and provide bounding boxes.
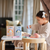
[22,0,40,34]
[40,0,50,21]
[41,0,50,13]
[32,0,40,34]
[40,1,44,11]
[22,0,27,32]
[22,0,33,34]
[0,0,13,17]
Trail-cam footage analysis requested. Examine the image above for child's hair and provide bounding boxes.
[36,11,48,19]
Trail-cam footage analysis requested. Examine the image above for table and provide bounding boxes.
[1,36,47,50]
[22,38,47,50]
[1,36,23,50]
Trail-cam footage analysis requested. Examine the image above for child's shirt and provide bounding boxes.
[31,22,50,46]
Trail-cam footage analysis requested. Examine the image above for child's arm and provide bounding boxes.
[36,27,50,39]
[30,23,39,30]
[39,29,49,39]
[33,29,50,38]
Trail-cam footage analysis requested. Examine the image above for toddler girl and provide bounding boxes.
[27,11,50,50]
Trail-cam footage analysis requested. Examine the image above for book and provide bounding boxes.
[6,26,14,37]
[15,26,22,38]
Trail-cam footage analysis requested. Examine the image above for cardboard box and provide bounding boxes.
[15,26,22,38]
[6,26,14,37]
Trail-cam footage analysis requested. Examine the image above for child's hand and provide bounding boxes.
[33,33,40,38]
[27,25,31,29]
[30,35,35,38]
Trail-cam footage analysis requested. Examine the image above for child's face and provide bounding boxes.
[36,17,46,25]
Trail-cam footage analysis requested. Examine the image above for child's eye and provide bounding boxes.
[37,20,40,21]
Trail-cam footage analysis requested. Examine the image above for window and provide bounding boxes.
[14,0,24,22]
